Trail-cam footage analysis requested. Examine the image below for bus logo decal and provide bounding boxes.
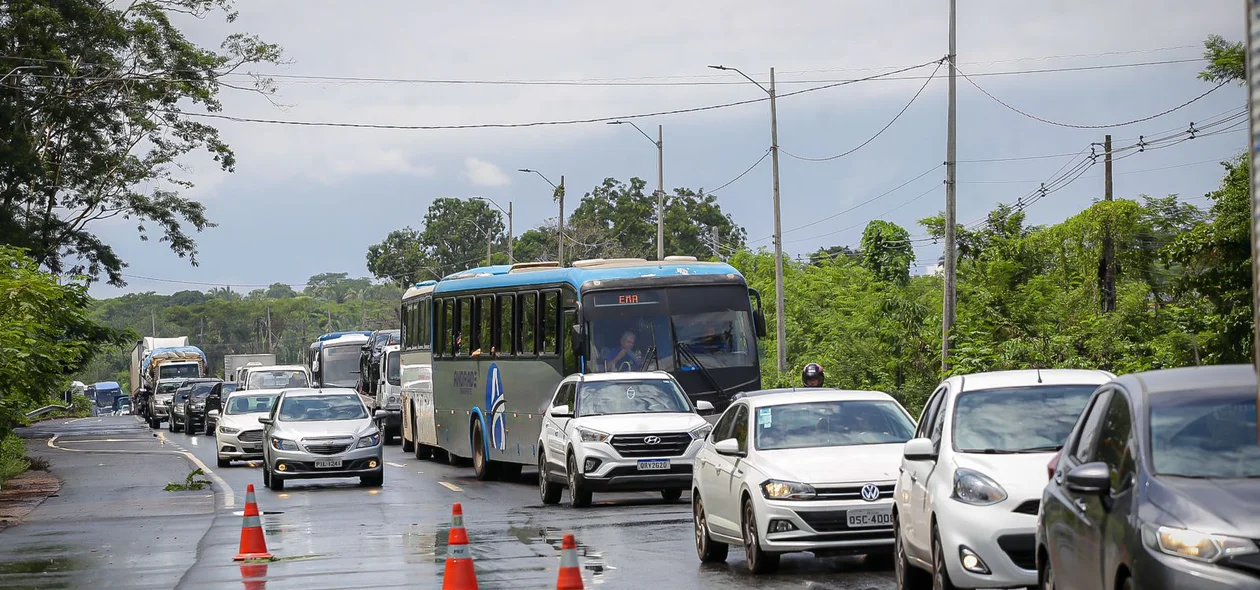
[485,363,507,451]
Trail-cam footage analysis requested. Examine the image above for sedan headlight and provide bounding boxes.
[952,468,1007,505]
[270,437,298,451]
[761,479,817,501]
[219,426,240,435]
[357,432,381,448]
[1144,525,1259,563]
[689,424,713,440]
[577,427,610,443]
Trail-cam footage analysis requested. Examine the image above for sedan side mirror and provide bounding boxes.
[1065,462,1111,495]
[551,405,573,419]
[714,438,744,457]
[903,437,937,461]
[695,400,715,415]
[258,417,273,425]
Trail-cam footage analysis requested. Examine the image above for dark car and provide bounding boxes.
[1037,364,1260,590]
[170,378,222,434]
[358,329,400,396]
[203,381,238,434]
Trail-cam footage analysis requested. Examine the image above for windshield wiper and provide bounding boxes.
[642,346,659,371]
[675,341,726,401]
[1014,445,1063,453]
[966,448,1023,454]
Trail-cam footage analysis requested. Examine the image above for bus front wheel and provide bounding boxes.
[472,422,497,481]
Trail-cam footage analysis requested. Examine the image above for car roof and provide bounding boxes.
[949,369,1113,392]
[731,387,831,399]
[565,371,676,383]
[277,387,360,398]
[741,389,898,408]
[178,378,221,386]
[226,388,285,398]
[245,365,307,373]
[1122,364,1255,399]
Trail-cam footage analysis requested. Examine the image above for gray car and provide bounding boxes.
[1037,364,1260,590]
[259,388,385,490]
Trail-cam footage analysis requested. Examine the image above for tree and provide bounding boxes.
[0,246,125,436]
[303,272,370,304]
[366,227,432,285]
[810,245,858,266]
[859,220,913,284]
[417,198,504,277]
[1199,34,1244,85]
[0,1,283,286]
[265,282,296,299]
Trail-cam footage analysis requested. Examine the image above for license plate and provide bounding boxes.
[637,459,670,471]
[314,459,343,469]
[846,507,893,528]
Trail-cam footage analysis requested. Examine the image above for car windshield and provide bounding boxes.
[157,382,183,394]
[754,400,916,450]
[576,380,692,417]
[189,382,217,400]
[173,391,191,404]
[225,394,279,415]
[953,385,1097,452]
[319,344,361,388]
[221,383,239,394]
[386,353,400,386]
[248,370,308,389]
[1151,389,1260,478]
[278,394,368,421]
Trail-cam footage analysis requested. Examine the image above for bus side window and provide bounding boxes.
[477,296,493,354]
[403,301,413,349]
[457,297,472,356]
[497,294,515,355]
[419,297,431,350]
[440,298,454,357]
[542,291,559,355]
[562,308,578,375]
[520,292,538,356]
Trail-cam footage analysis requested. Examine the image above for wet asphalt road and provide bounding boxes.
[2,417,896,589]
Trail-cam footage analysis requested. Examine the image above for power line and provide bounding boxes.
[781,59,945,162]
[771,165,943,239]
[708,149,771,193]
[783,184,942,245]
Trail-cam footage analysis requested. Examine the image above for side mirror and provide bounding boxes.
[714,438,744,457]
[551,405,573,419]
[903,437,937,461]
[753,309,767,339]
[570,325,586,357]
[258,417,273,425]
[207,410,220,418]
[695,400,715,414]
[373,409,388,419]
[1065,462,1111,495]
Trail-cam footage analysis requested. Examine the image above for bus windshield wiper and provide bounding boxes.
[642,346,658,371]
[676,341,725,401]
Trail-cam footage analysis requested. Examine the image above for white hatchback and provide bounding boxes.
[892,369,1112,589]
[692,389,918,574]
[537,372,714,508]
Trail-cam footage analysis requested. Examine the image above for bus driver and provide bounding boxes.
[602,331,644,372]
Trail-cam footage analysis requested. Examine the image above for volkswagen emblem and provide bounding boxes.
[860,483,881,502]
[643,436,662,445]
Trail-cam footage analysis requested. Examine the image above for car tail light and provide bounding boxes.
[1047,451,1061,480]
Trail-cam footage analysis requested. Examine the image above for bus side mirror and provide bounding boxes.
[570,325,586,356]
[753,309,767,338]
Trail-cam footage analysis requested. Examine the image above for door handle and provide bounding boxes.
[910,473,918,483]
[734,469,744,478]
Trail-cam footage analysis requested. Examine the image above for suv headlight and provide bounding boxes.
[952,468,1007,505]
[358,432,381,448]
[576,427,610,443]
[761,479,817,500]
[1144,525,1260,563]
[270,437,298,451]
[219,426,240,435]
[689,424,713,440]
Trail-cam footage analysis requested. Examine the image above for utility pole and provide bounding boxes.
[1246,0,1260,442]
[151,309,156,337]
[711,226,720,260]
[657,125,665,260]
[1102,134,1116,312]
[558,175,566,266]
[769,67,787,374]
[942,0,958,372]
[266,303,273,350]
[507,201,514,263]
[486,232,492,266]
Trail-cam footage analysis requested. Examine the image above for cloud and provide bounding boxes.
[462,157,511,187]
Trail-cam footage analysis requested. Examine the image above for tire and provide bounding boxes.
[360,471,384,487]
[414,443,432,460]
[895,513,932,589]
[447,451,470,467]
[266,467,285,491]
[472,423,496,481]
[401,417,415,453]
[661,489,683,503]
[742,498,779,574]
[932,525,958,590]
[693,496,729,563]
[149,417,160,429]
[217,456,230,468]
[1039,555,1056,590]
[567,453,592,508]
[539,453,563,505]
[1119,577,1132,590]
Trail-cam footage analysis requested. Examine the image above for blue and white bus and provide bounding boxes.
[402,256,766,480]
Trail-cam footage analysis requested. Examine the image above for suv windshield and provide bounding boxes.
[226,393,278,415]
[1151,389,1260,478]
[576,380,691,417]
[755,400,915,450]
[278,394,367,421]
[248,370,308,389]
[189,382,217,399]
[953,385,1097,453]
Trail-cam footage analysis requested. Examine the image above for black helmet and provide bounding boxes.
[802,363,825,387]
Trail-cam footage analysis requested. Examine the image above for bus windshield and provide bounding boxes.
[319,344,361,388]
[584,285,756,373]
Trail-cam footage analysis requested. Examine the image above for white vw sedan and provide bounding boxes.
[692,389,917,574]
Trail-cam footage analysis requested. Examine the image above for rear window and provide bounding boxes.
[278,394,367,421]
[1151,389,1260,478]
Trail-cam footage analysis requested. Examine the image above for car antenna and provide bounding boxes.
[1036,368,1043,384]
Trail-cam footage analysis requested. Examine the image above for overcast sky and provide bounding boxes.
[88,0,1246,297]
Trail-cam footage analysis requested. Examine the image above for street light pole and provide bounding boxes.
[609,121,666,260]
[709,64,787,373]
[473,197,514,263]
[518,169,564,265]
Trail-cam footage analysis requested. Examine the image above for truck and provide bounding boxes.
[359,341,403,443]
[129,337,189,395]
[131,340,207,428]
[224,354,276,381]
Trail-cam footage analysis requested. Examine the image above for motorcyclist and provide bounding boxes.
[802,363,825,388]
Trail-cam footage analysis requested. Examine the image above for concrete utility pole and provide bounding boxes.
[609,121,666,259]
[1102,134,1116,312]
[942,0,958,372]
[473,197,513,263]
[1246,0,1260,441]
[711,226,720,259]
[518,169,564,265]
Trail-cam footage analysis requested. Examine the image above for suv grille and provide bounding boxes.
[238,430,263,443]
[813,483,895,501]
[609,432,691,457]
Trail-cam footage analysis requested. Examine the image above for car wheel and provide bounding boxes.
[932,525,958,590]
[693,496,729,563]
[472,423,495,481]
[538,453,563,505]
[742,498,779,574]
[360,471,384,487]
[414,442,431,460]
[217,456,230,468]
[262,465,271,487]
[895,513,932,589]
[661,489,683,503]
[149,417,160,429]
[266,467,285,491]
[1039,555,1056,590]
[567,453,592,508]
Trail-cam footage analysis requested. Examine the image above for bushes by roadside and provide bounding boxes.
[0,434,30,486]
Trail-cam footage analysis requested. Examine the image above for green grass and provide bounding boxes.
[0,433,31,485]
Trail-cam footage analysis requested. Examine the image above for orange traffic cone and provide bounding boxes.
[442,503,478,589]
[239,562,268,590]
[233,484,274,561]
[556,533,584,589]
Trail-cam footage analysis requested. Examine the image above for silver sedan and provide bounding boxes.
[259,388,385,490]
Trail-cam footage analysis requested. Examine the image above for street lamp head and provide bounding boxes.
[517,168,533,173]
[708,65,728,70]
[607,121,625,125]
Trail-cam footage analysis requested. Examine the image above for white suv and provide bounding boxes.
[893,369,1112,589]
[537,372,714,508]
